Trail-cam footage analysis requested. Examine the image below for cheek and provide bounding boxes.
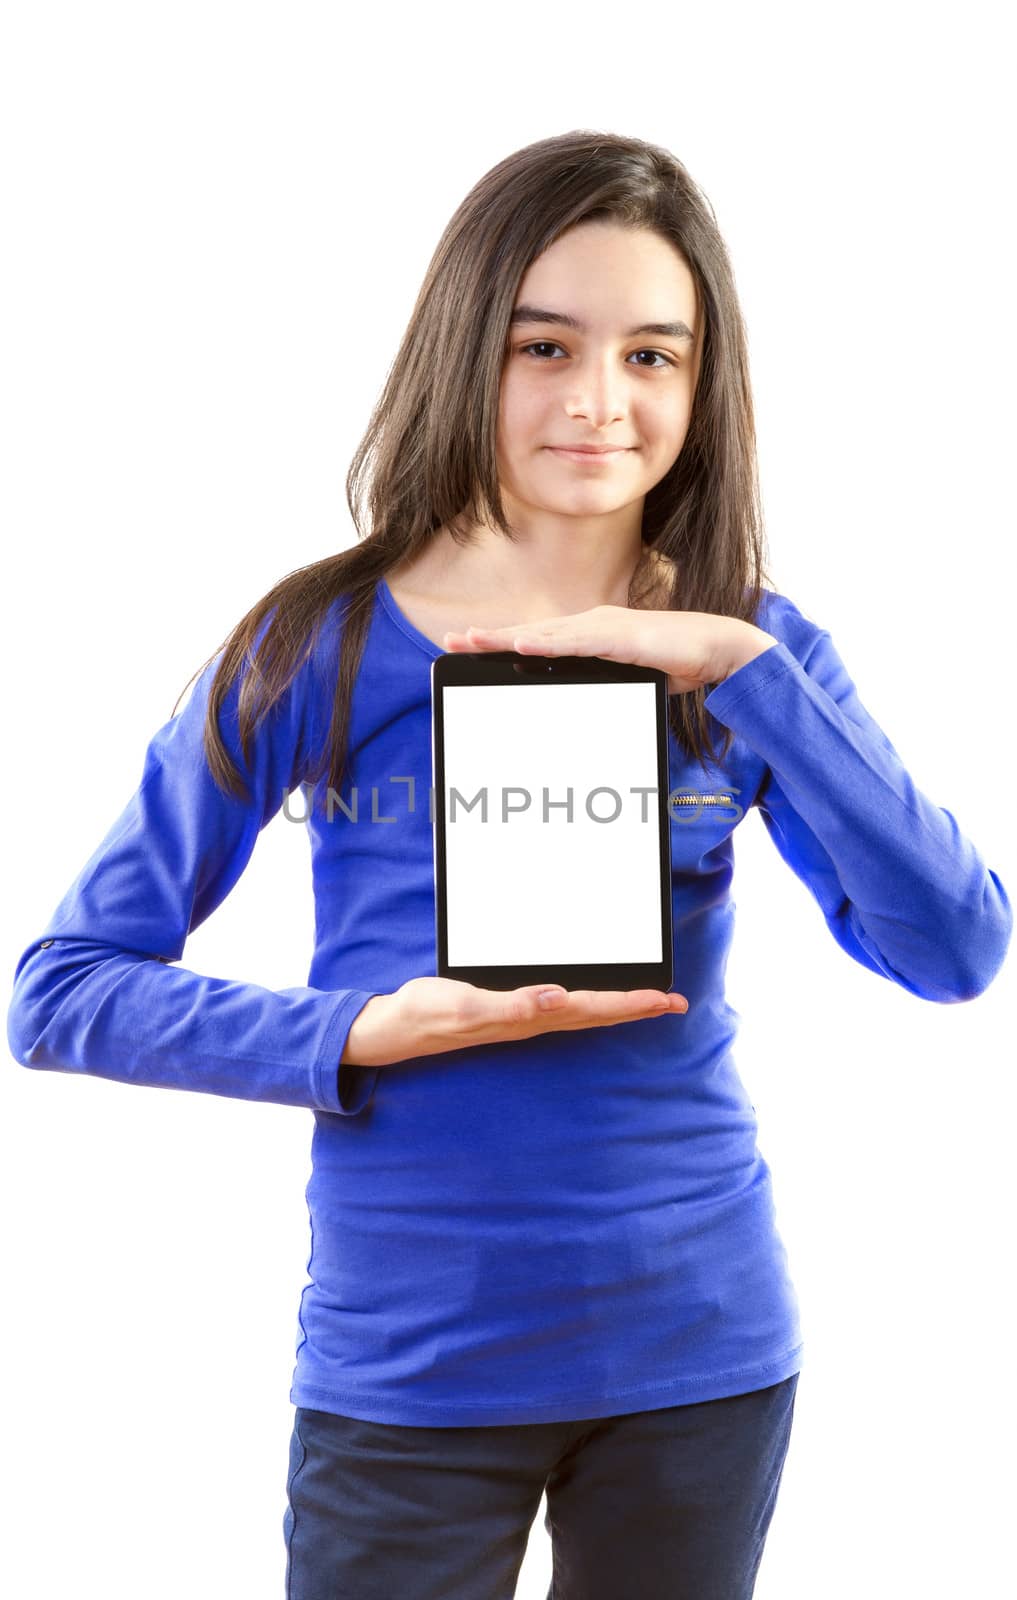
[644,392,693,452]
[498,369,546,446]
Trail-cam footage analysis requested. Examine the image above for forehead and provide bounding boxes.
[515,224,699,331]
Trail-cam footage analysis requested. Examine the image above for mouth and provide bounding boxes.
[545,446,632,462]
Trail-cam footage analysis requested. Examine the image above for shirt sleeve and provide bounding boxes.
[702,603,1012,1003]
[6,608,383,1114]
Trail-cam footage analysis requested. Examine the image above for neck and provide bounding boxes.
[404,516,655,615]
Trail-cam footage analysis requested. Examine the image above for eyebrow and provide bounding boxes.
[509,304,696,343]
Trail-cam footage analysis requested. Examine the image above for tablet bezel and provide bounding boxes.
[430,650,674,992]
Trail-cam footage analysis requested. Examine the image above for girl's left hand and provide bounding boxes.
[442,605,778,696]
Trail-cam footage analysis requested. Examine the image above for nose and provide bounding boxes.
[563,355,628,428]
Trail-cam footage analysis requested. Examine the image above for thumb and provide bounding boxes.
[531,984,568,1012]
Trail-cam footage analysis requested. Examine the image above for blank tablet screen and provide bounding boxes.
[439,677,664,968]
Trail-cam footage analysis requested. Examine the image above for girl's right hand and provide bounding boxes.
[341,977,689,1068]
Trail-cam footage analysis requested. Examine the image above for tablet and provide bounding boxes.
[430,649,673,992]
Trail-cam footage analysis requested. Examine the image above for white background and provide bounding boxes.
[2,3,1014,1596]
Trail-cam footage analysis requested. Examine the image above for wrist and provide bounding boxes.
[342,994,389,1068]
[719,625,779,682]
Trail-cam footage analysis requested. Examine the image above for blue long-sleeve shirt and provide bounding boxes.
[8,579,1012,1426]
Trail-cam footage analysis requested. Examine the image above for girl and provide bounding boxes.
[9,130,1012,1600]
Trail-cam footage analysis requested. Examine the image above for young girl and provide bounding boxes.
[9,130,1011,1600]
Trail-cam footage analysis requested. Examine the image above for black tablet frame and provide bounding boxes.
[430,649,673,993]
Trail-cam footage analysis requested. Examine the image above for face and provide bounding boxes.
[496,220,702,530]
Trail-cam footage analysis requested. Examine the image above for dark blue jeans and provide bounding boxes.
[282,1372,799,1599]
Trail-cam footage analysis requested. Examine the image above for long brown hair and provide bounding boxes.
[180,128,775,807]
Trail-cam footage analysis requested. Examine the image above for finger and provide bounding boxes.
[585,988,688,1015]
[467,625,544,652]
[441,628,530,653]
[537,988,687,1017]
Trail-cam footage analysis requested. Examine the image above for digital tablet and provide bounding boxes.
[430,649,673,992]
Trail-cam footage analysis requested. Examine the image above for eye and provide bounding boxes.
[518,341,678,369]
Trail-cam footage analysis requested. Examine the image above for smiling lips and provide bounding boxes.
[547,444,631,461]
